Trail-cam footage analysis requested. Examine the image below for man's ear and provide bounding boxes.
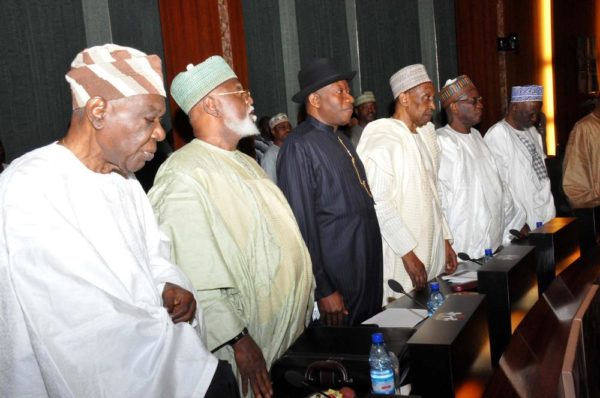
[307,92,320,109]
[202,96,220,117]
[398,92,409,107]
[86,96,107,129]
[449,102,457,114]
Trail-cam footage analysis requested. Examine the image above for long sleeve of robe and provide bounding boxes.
[0,143,217,398]
[436,125,526,258]
[260,144,279,183]
[357,119,451,302]
[562,112,600,208]
[148,139,314,388]
[277,116,383,325]
[484,120,556,227]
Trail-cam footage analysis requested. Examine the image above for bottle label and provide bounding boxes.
[370,369,395,394]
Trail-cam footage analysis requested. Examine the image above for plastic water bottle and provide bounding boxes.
[427,282,445,317]
[387,350,401,394]
[483,248,493,264]
[369,333,395,395]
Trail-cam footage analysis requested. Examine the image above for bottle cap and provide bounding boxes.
[430,281,440,291]
[536,221,543,228]
[484,248,493,256]
[371,332,384,344]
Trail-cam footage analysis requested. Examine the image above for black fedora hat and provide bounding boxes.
[292,58,356,103]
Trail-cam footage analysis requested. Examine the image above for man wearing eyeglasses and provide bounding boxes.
[357,64,457,303]
[148,56,314,398]
[436,76,527,261]
[277,58,383,327]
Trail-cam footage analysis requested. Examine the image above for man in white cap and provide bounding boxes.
[148,56,313,398]
[357,64,457,302]
[436,76,527,260]
[484,85,556,228]
[348,90,377,147]
[260,112,292,183]
[0,44,234,397]
[278,57,383,327]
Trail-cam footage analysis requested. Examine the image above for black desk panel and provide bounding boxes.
[573,206,600,254]
[528,217,581,294]
[407,294,490,398]
[477,244,537,365]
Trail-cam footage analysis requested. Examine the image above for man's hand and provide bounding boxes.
[233,335,273,398]
[317,291,348,327]
[162,282,196,324]
[401,251,427,290]
[444,240,458,274]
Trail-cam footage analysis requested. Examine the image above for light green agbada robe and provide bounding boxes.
[148,139,314,384]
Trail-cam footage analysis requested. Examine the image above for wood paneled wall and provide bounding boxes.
[454,0,538,135]
[455,0,598,149]
[158,0,248,148]
[454,0,502,134]
[553,0,597,149]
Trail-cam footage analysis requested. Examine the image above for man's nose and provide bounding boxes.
[153,122,166,142]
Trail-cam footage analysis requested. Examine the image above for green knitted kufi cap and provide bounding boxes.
[170,55,237,114]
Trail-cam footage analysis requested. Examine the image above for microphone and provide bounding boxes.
[284,370,330,398]
[457,252,483,265]
[510,229,524,241]
[387,279,429,310]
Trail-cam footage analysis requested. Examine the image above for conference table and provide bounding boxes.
[271,217,592,397]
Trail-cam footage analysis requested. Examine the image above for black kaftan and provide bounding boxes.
[277,116,383,325]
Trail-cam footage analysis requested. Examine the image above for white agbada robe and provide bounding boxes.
[484,120,556,227]
[0,143,217,398]
[357,119,452,302]
[437,125,526,258]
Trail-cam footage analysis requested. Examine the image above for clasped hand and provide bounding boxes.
[318,291,348,326]
[161,282,197,324]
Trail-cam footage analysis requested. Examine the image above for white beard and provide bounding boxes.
[225,113,259,138]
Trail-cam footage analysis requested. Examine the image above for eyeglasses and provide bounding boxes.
[215,89,252,99]
[456,96,483,106]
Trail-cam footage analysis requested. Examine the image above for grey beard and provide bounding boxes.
[225,115,260,138]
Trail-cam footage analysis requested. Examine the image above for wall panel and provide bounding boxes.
[0,0,86,161]
[295,0,352,75]
[455,0,502,133]
[356,0,421,116]
[158,0,248,147]
[241,0,287,119]
[552,0,597,148]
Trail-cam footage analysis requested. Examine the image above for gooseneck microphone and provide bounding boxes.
[510,229,524,241]
[387,279,429,310]
[284,370,330,398]
[457,245,503,265]
[457,252,483,265]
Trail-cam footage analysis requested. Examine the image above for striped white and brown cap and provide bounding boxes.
[65,44,166,109]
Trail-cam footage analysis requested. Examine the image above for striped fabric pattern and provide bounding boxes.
[65,44,166,109]
[439,75,474,107]
[515,132,549,181]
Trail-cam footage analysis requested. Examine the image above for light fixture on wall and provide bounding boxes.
[497,33,519,52]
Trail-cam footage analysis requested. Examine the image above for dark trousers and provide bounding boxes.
[205,360,240,398]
